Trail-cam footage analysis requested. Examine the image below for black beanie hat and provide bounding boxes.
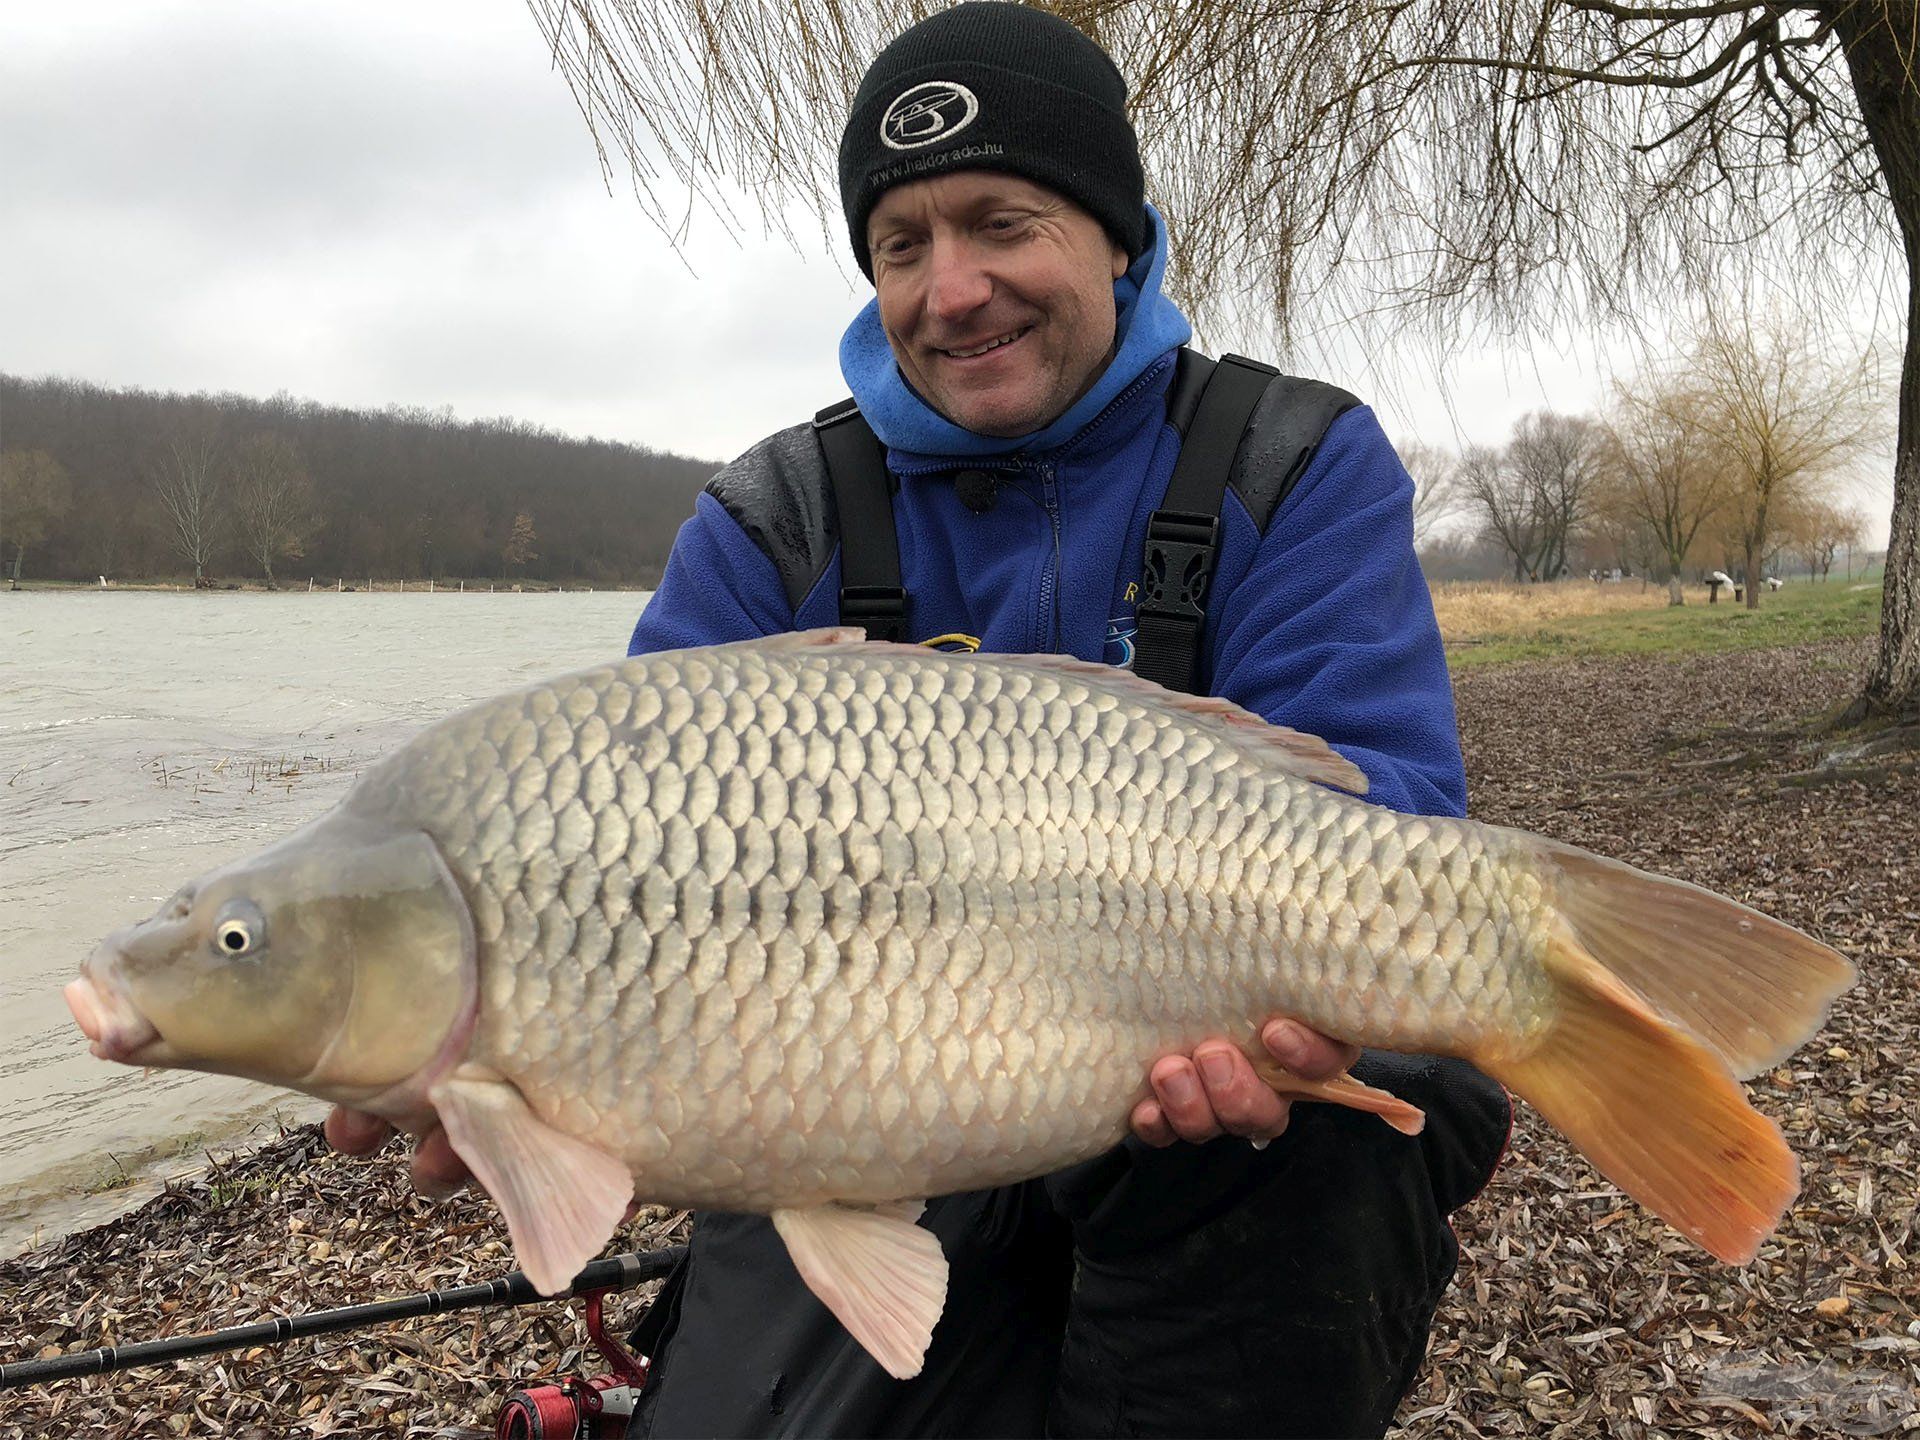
[838,2,1146,279]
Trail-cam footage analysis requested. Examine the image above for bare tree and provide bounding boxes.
[528,0,1919,716]
[150,425,226,585]
[1599,374,1725,605]
[1457,444,1536,582]
[0,449,71,585]
[1684,313,1880,611]
[1457,413,1599,580]
[1798,499,1870,581]
[231,433,319,588]
[1509,412,1602,582]
[1395,440,1460,548]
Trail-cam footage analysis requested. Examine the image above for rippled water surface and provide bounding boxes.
[0,589,649,1251]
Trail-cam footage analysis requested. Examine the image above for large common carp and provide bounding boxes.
[67,630,1851,1377]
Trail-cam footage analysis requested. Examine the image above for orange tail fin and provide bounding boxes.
[1481,932,1797,1263]
[1540,840,1853,1079]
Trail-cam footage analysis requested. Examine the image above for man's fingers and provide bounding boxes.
[1261,1019,1362,1081]
[1130,1097,1179,1148]
[1194,1042,1290,1139]
[1148,1056,1224,1144]
[408,1125,474,1202]
[324,1105,392,1156]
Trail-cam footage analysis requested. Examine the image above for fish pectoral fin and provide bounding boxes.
[771,1201,948,1380]
[1249,1055,1428,1136]
[430,1075,633,1295]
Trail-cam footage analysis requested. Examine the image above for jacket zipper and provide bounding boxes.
[1036,462,1061,651]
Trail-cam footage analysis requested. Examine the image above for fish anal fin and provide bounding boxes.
[771,1202,948,1380]
[1481,936,1797,1264]
[430,1074,633,1295]
[1249,1055,1427,1135]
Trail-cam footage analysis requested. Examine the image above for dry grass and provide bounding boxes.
[1432,578,1671,642]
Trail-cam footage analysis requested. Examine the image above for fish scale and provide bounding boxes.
[345,638,1551,1214]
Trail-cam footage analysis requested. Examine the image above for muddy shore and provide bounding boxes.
[2,639,1915,1438]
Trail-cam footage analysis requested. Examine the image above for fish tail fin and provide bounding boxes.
[1540,840,1853,1079]
[1480,932,1796,1263]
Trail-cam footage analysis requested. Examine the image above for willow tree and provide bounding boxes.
[528,0,1919,720]
[1600,371,1724,606]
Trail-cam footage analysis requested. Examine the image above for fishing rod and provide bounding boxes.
[0,1245,685,1390]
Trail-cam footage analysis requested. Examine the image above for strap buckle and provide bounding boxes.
[839,584,909,640]
[1138,509,1221,626]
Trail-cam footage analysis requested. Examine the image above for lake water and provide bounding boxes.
[0,589,650,1254]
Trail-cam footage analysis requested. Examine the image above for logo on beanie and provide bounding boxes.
[880,81,980,150]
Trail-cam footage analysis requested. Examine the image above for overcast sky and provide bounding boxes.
[0,1,1896,546]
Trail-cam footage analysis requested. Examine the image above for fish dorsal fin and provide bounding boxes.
[730,627,870,652]
[739,630,1368,797]
[771,1200,948,1379]
[431,1073,634,1295]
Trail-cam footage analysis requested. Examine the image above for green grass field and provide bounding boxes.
[1444,571,1885,669]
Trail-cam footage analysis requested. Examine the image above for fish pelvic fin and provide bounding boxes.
[1481,934,1796,1264]
[771,1201,948,1380]
[1540,841,1854,1079]
[430,1073,633,1295]
[1249,1054,1427,1135]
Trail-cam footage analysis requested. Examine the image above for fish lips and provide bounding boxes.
[66,950,168,1065]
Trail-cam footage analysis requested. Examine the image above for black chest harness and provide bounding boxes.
[811,350,1282,694]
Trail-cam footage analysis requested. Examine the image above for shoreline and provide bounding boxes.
[3,579,655,595]
[0,1098,329,1263]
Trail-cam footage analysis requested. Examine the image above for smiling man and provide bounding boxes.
[867,172,1130,438]
[332,4,1509,1436]
[607,6,1510,1437]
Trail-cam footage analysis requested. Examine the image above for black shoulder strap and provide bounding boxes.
[1133,352,1279,693]
[813,398,909,643]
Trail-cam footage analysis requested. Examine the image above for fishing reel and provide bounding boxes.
[496,1289,651,1439]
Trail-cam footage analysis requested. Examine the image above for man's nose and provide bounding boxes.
[923,239,992,321]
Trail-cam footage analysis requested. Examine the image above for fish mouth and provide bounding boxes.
[66,965,165,1064]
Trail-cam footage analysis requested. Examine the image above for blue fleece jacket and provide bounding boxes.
[628,211,1465,819]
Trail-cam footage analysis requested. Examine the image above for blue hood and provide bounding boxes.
[838,204,1192,459]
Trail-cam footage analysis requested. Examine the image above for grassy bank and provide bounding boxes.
[1437,573,1885,669]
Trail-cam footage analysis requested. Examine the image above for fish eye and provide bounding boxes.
[211,900,267,959]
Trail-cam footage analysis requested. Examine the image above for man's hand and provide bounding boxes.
[323,1106,472,1200]
[1130,1020,1362,1148]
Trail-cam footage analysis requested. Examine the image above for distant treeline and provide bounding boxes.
[0,375,721,586]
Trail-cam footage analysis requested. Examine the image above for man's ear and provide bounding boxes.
[1110,243,1128,280]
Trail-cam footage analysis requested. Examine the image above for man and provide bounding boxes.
[332,5,1509,1434]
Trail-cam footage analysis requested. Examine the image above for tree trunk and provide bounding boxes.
[1744,541,1760,610]
[1837,5,1920,719]
[1668,569,1684,607]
